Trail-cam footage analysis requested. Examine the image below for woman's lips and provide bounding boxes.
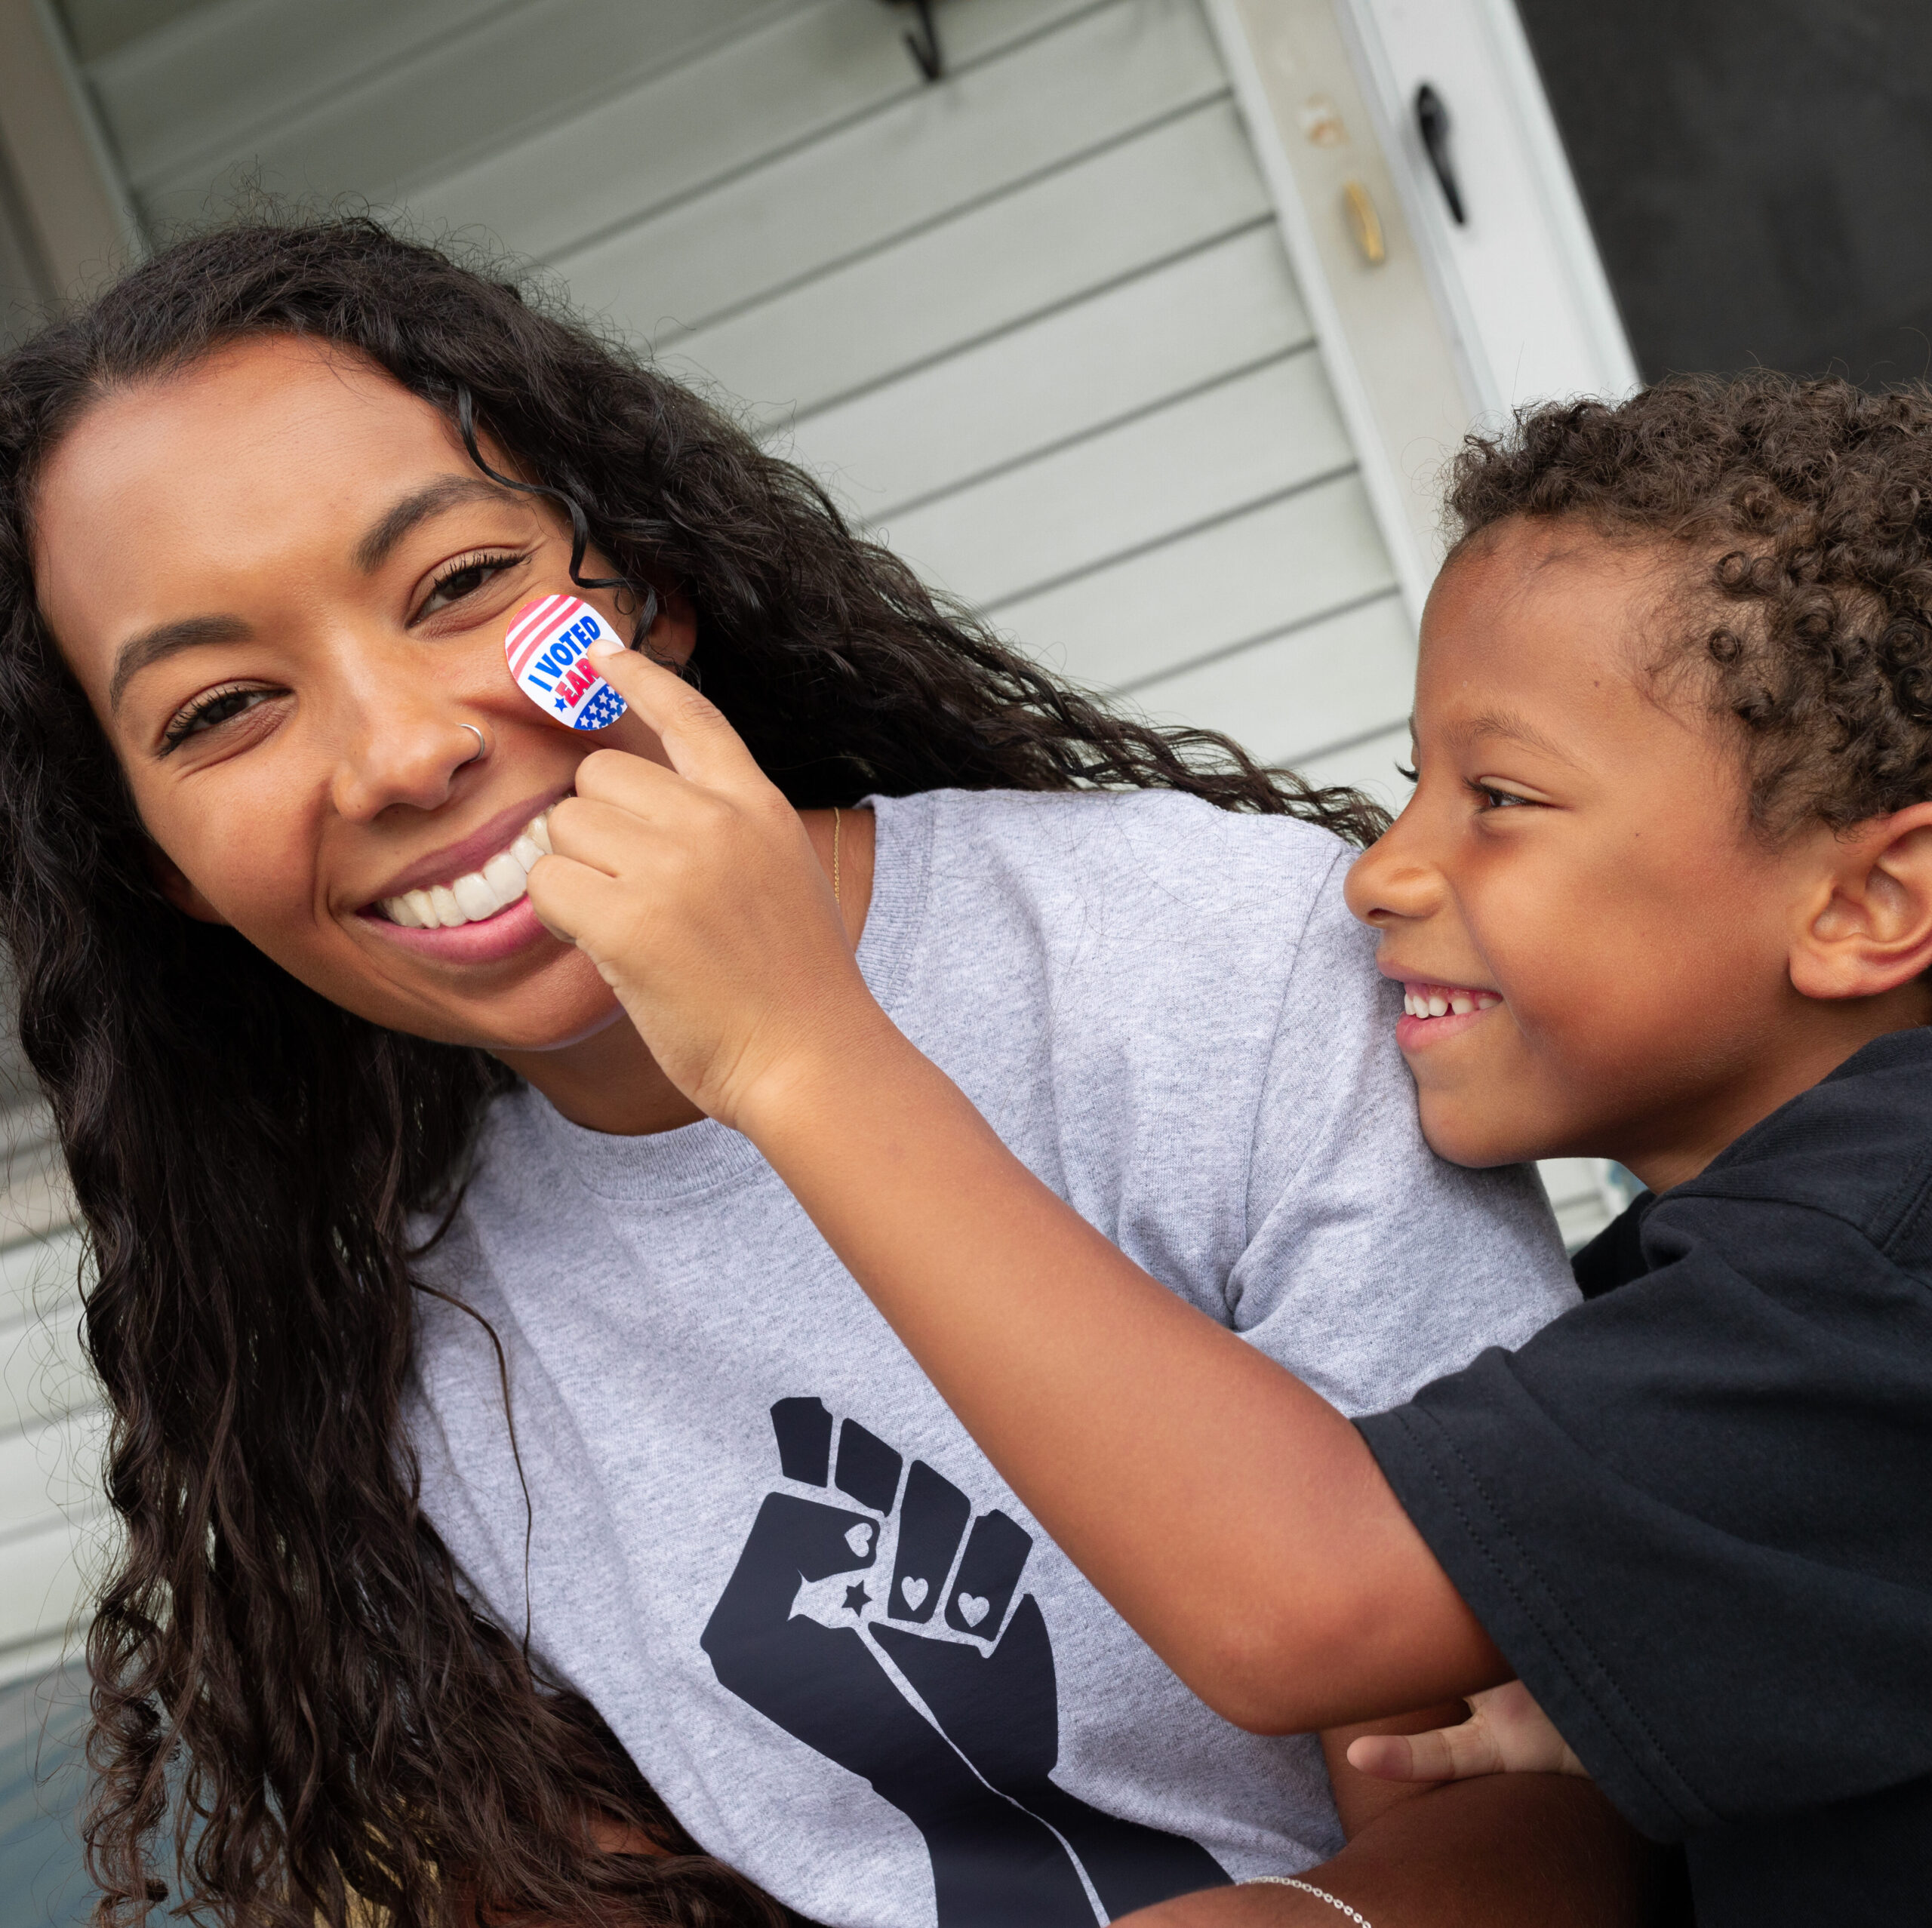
[1394,979,1502,1051]
[364,789,565,906]
[358,890,550,965]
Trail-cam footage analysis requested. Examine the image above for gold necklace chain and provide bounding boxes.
[831,805,842,913]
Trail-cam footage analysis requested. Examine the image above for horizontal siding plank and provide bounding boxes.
[545,0,1225,343]
[1540,1158,1607,1211]
[789,222,1303,523]
[408,0,1115,266]
[60,0,208,62]
[1128,592,1414,766]
[2,1314,94,1439]
[996,470,1389,692]
[0,1412,106,1538]
[99,0,530,190]
[128,0,787,222]
[1,1230,85,1333]
[654,100,1272,430]
[0,1153,75,1253]
[1294,719,1413,815]
[1550,1185,1614,1251]
[0,1510,104,1659]
[882,349,1348,610]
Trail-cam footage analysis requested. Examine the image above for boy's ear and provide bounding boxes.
[1791,801,1932,1000]
[149,844,229,924]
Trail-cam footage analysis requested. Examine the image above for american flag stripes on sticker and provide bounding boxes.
[504,594,629,732]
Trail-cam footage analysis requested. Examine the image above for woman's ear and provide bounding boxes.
[1790,801,1932,1000]
[149,844,230,924]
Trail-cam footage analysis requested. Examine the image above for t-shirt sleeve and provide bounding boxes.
[1357,1191,1932,1839]
[1224,857,1579,1415]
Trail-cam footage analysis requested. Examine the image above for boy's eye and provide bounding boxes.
[161,684,276,751]
[1395,762,1419,785]
[1473,783,1534,810]
[414,549,526,621]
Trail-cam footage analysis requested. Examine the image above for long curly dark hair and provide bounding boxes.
[0,217,1385,1928]
[1446,371,1932,836]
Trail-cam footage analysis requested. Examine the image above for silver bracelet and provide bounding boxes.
[1243,1876,1374,1926]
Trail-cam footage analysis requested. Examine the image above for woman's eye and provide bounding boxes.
[416,551,524,620]
[162,686,272,749]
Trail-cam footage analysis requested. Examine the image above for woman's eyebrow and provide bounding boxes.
[353,475,521,574]
[109,613,251,715]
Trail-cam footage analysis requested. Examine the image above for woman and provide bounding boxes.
[0,220,1644,1927]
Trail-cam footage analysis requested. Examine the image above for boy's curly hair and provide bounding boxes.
[1445,372,1932,838]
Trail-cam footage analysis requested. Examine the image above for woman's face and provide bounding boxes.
[35,334,690,1052]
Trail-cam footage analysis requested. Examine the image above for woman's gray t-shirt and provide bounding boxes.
[406,786,1576,1928]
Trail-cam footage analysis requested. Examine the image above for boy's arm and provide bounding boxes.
[534,657,1504,1733]
[746,1019,1505,1733]
[1128,1714,1666,1927]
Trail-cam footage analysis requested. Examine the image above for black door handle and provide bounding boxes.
[1415,84,1467,226]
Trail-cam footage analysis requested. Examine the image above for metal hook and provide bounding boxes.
[1414,84,1466,226]
[881,0,943,82]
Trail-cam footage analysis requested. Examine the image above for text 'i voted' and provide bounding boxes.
[504,595,628,730]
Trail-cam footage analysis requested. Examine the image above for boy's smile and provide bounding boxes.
[1346,517,1932,1191]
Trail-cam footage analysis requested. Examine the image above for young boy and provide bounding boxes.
[537,372,1932,1926]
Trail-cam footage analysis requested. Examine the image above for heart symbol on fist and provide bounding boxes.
[956,1594,990,1628]
[845,1524,873,1558]
[900,1576,928,1610]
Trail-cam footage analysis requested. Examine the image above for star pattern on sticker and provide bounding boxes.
[572,685,628,730]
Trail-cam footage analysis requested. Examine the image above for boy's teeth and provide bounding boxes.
[383,811,552,928]
[1403,982,1503,1020]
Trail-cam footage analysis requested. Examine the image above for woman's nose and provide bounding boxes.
[1343,807,1445,929]
[326,649,486,823]
[331,715,482,822]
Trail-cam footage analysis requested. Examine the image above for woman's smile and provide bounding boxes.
[355,789,562,961]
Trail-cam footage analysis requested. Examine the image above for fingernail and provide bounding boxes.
[587,633,626,659]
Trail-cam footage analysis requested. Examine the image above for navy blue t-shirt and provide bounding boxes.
[1358,1028,1932,1927]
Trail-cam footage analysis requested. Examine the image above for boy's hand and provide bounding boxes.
[525,644,892,1131]
[1343,1680,1588,1782]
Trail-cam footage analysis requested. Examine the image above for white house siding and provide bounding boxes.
[0,1106,100,1684]
[0,0,1607,1676]
[72,0,1417,798]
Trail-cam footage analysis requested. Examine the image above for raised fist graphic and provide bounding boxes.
[700,1398,1228,1924]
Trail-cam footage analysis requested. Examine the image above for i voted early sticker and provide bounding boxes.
[504,594,628,731]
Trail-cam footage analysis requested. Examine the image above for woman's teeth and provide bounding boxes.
[1403,982,1502,1019]
[381,812,553,928]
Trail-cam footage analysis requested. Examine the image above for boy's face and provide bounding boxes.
[1345,517,1869,1188]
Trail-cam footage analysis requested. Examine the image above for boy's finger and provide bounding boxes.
[563,755,694,832]
[587,643,764,794]
[525,850,623,944]
[1345,1717,1503,1782]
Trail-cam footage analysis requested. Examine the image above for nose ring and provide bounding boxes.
[458,722,488,766]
